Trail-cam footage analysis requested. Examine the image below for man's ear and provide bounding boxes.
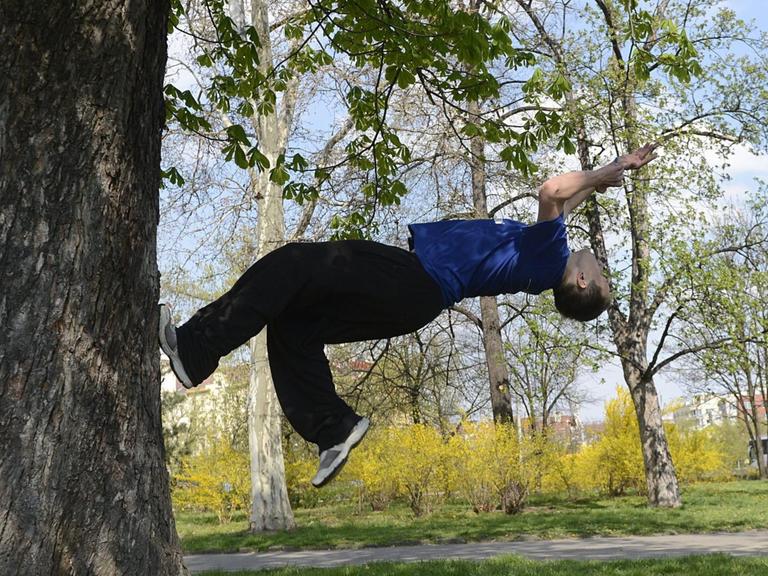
[576,271,588,289]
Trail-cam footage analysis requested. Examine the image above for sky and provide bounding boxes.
[578,0,768,422]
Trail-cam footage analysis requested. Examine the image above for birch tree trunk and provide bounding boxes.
[243,0,296,532]
[467,99,514,424]
[0,0,187,573]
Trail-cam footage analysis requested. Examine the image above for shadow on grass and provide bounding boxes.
[177,480,768,554]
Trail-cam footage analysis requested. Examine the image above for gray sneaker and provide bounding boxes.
[311,417,370,488]
[159,304,195,389]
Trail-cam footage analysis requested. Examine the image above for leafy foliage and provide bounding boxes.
[172,439,251,523]
[451,421,554,514]
[163,0,582,237]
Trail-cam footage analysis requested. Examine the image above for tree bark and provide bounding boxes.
[466,100,514,424]
[248,333,295,530]
[625,369,681,507]
[479,297,515,423]
[0,0,187,574]
[244,0,296,532]
[744,363,768,479]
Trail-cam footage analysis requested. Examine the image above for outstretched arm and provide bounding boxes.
[536,143,658,222]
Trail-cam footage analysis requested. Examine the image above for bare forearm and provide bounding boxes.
[535,144,657,223]
[539,166,611,204]
[537,166,614,220]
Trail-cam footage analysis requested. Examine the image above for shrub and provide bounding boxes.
[344,424,452,516]
[385,424,452,516]
[284,452,324,508]
[452,422,554,514]
[666,423,729,483]
[554,389,645,497]
[172,440,250,523]
[542,450,582,498]
[342,428,398,512]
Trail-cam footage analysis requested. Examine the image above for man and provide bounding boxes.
[159,143,657,487]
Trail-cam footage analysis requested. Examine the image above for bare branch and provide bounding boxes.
[450,305,483,328]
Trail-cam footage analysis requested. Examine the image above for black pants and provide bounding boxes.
[176,240,445,450]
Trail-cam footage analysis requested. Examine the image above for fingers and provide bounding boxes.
[625,143,659,168]
[637,152,658,167]
[642,142,660,157]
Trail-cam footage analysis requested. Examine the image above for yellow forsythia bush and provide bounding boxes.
[541,450,581,498]
[383,424,453,516]
[666,423,729,483]
[543,389,644,496]
[549,388,729,497]
[172,440,250,523]
[284,451,322,508]
[342,428,399,511]
[344,424,453,516]
[452,422,554,514]
[590,389,646,495]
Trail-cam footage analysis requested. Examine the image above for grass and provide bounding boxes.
[177,480,768,554]
[198,554,768,575]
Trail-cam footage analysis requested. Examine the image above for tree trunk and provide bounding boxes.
[245,112,296,530]
[625,368,681,507]
[467,100,514,424]
[744,364,768,479]
[246,186,295,532]
[248,333,295,530]
[480,297,515,423]
[245,0,296,532]
[0,1,187,574]
[515,0,682,508]
[579,123,682,507]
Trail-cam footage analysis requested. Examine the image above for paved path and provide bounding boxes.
[185,531,768,573]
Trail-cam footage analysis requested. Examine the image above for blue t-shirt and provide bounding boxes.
[408,215,570,307]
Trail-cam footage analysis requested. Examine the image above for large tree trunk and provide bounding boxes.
[244,0,296,533]
[623,365,681,507]
[0,1,187,574]
[467,100,514,424]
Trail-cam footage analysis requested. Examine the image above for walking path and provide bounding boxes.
[185,530,768,573]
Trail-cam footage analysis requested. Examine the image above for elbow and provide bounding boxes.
[538,179,560,203]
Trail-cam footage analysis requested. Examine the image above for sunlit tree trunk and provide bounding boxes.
[233,0,298,532]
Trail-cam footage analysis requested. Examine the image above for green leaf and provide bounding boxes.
[397,69,416,89]
[160,166,185,188]
[196,53,213,68]
[269,164,289,185]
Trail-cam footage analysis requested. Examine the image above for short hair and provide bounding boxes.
[553,277,611,322]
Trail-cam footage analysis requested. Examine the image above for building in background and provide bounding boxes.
[671,393,739,429]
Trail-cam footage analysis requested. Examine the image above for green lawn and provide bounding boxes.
[177,480,768,554]
[199,554,768,576]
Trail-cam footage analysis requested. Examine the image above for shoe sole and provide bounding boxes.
[311,418,370,488]
[158,304,195,389]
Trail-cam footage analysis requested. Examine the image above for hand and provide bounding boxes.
[618,142,659,170]
[595,160,625,193]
